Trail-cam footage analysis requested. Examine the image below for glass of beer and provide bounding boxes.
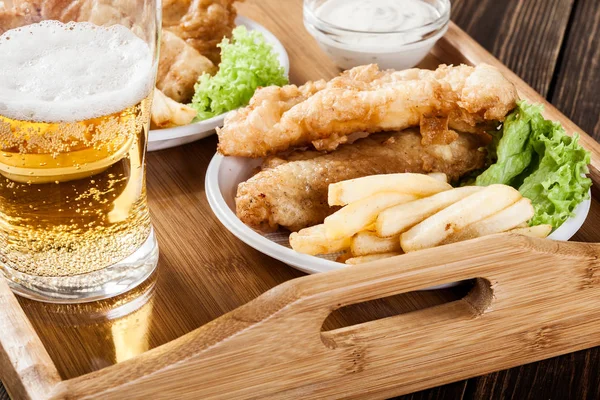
[0,1,161,302]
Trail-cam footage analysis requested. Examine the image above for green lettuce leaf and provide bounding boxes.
[190,26,288,120]
[475,102,541,186]
[476,101,591,229]
[517,122,591,228]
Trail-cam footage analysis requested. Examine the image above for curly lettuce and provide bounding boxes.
[476,101,591,229]
[475,102,540,186]
[190,26,288,120]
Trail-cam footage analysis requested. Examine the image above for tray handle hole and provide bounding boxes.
[321,278,493,334]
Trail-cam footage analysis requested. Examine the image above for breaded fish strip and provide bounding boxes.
[236,129,486,232]
[218,63,518,158]
[162,0,242,64]
[157,31,216,103]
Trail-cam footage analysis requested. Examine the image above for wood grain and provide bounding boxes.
[404,2,582,396]
[42,235,600,399]
[11,0,463,385]
[0,384,8,400]
[0,277,61,400]
[467,348,600,400]
[461,0,600,398]
[396,382,467,400]
[452,0,575,97]
[0,0,598,399]
[550,0,600,141]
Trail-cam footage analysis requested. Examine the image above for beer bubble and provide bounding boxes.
[0,21,153,278]
[0,21,153,123]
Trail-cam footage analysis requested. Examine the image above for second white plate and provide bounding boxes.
[205,153,591,285]
[148,16,290,152]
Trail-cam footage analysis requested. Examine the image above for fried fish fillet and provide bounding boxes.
[41,0,146,27]
[0,1,42,34]
[218,64,518,158]
[236,129,486,232]
[162,0,241,65]
[157,30,216,103]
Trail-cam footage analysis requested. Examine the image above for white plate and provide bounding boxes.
[206,154,591,285]
[148,16,290,152]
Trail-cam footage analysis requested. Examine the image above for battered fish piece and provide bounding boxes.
[41,0,149,27]
[218,64,518,158]
[157,30,216,103]
[0,1,42,34]
[236,129,486,232]
[162,0,241,64]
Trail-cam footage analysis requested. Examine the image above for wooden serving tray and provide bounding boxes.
[3,10,600,400]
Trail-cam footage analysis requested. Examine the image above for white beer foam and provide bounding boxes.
[0,21,154,122]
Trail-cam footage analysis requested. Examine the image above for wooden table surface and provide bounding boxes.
[2,0,600,399]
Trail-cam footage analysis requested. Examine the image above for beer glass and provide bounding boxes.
[0,1,161,302]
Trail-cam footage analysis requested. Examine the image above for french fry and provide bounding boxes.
[364,223,377,231]
[151,88,196,129]
[324,192,418,240]
[328,173,452,206]
[400,184,522,252]
[336,251,353,263]
[345,252,402,265]
[442,198,535,244]
[350,231,402,256]
[428,172,448,183]
[289,224,351,255]
[508,224,553,238]
[376,186,482,237]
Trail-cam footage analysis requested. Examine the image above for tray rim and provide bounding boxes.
[2,20,600,400]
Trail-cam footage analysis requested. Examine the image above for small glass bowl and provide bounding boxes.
[303,0,450,70]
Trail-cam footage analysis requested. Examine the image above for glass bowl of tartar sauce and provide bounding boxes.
[304,0,450,70]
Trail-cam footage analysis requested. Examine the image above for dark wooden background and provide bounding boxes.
[1,0,599,398]
[407,0,600,398]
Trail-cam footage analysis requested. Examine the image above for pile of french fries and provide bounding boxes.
[289,173,552,264]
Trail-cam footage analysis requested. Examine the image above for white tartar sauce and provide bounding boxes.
[316,0,440,34]
[305,0,448,69]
